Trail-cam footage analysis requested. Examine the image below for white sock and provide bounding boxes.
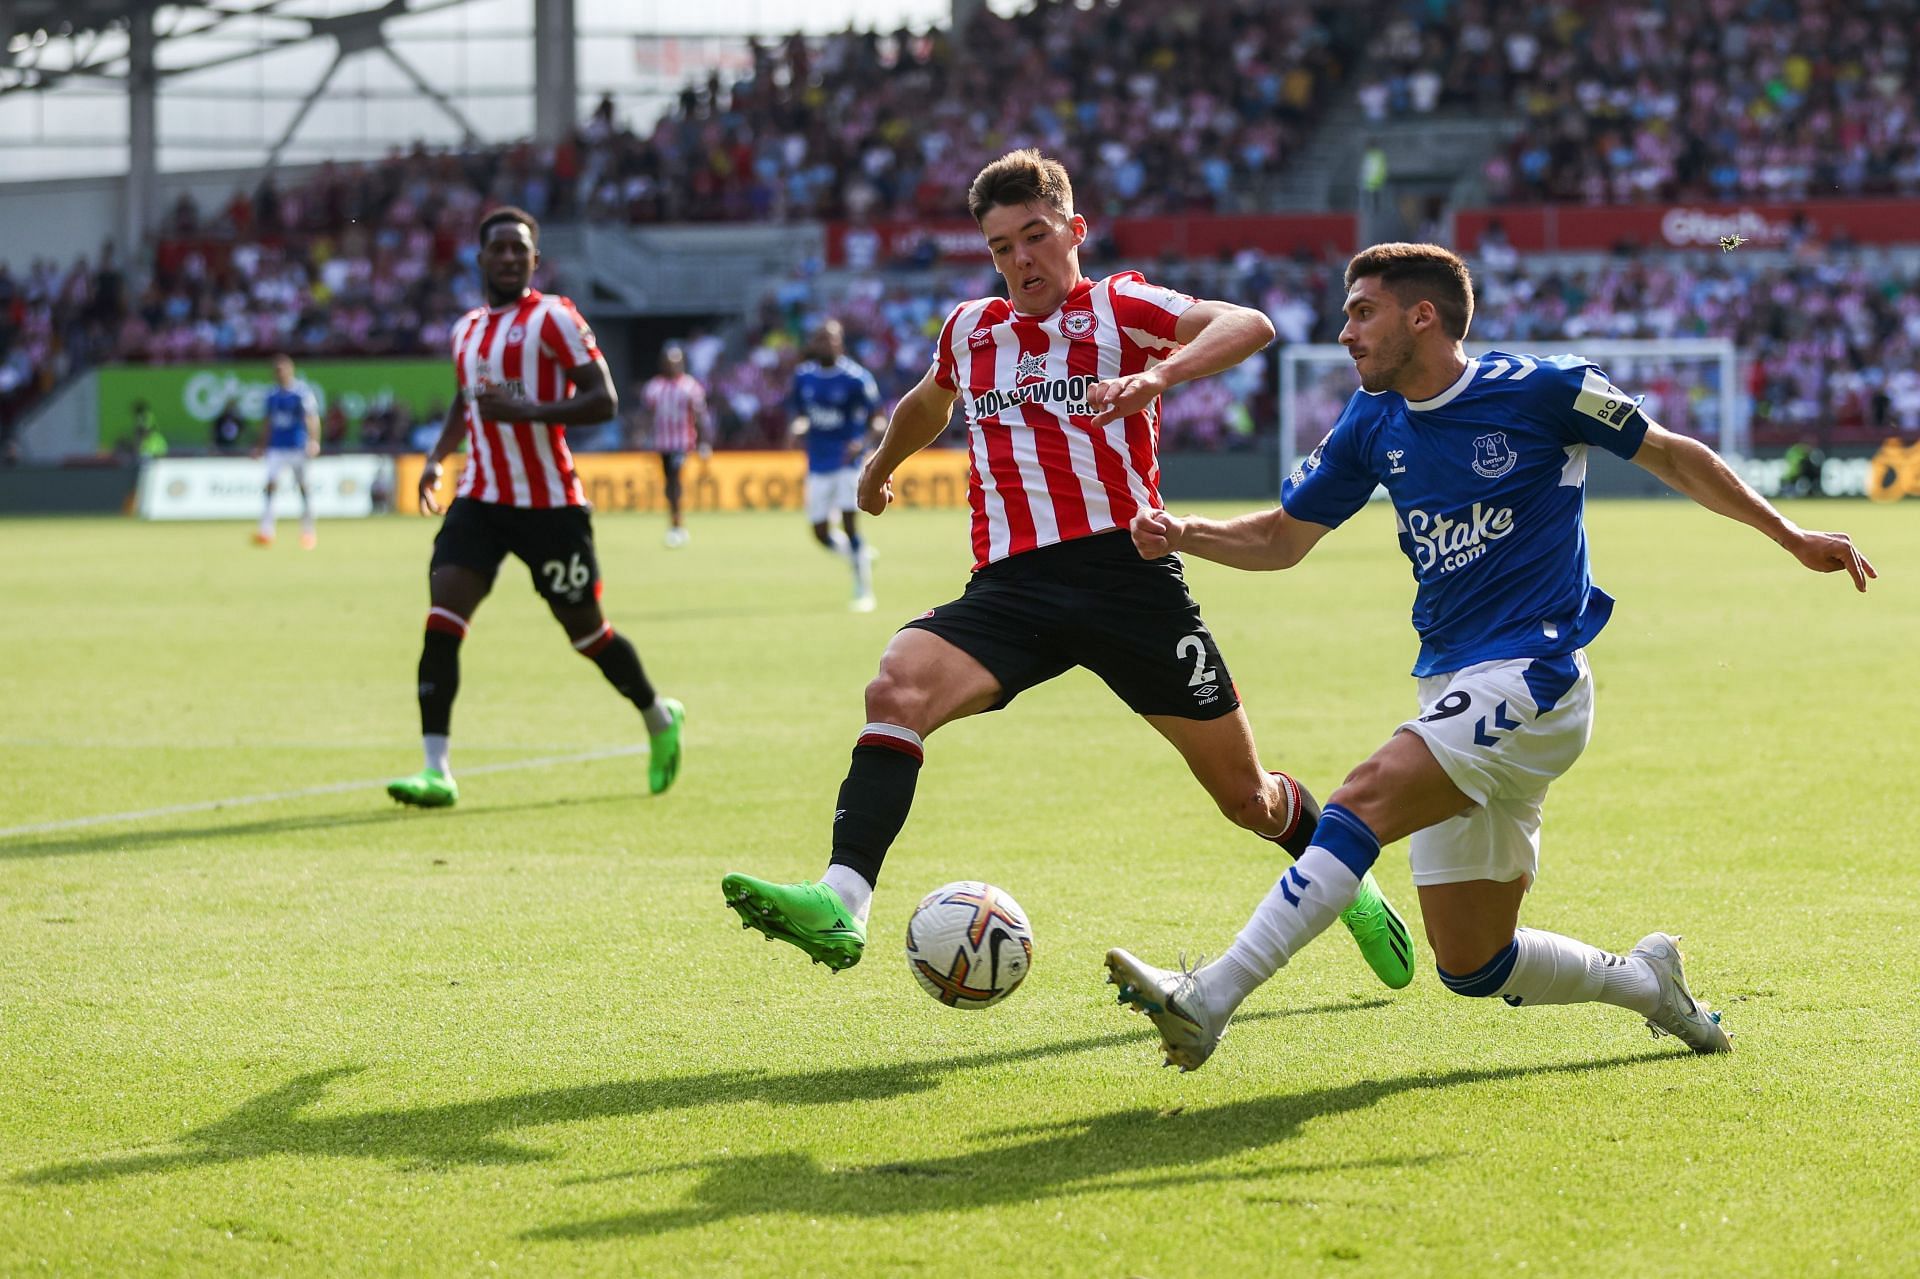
[852,548,872,594]
[1201,845,1363,1013]
[1493,927,1660,1014]
[823,530,852,561]
[820,863,873,923]
[641,700,673,734]
[258,507,274,537]
[423,734,451,775]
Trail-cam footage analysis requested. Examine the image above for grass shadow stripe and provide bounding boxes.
[0,744,649,842]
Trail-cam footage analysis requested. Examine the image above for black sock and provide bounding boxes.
[1280,783,1322,860]
[586,630,658,713]
[829,732,924,887]
[417,629,462,736]
[1266,770,1323,861]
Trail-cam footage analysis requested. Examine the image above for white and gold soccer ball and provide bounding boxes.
[904,881,1033,1009]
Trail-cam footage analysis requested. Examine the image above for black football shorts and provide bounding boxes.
[430,496,602,606]
[902,529,1239,720]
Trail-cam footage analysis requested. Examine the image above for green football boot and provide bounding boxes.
[648,698,685,795]
[1339,871,1416,989]
[721,873,866,971]
[386,767,458,809]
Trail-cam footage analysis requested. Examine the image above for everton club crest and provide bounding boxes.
[1471,432,1517,479]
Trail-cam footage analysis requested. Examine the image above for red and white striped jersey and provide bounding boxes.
[449,290,599,508]
[642,374,708,453]
[931,271,1195,569]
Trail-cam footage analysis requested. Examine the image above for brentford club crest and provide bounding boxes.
[505,325,525,343]
[1013,352,1048,383]
[968,326,994,350]
[1061,310,1096,340]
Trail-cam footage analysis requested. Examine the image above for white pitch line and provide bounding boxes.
[0,744,649,840]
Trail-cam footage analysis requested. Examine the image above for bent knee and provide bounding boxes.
[1217,787,1273,832]
[864,669,929,726]
[1434,936,1519,997]
[1327,754,1391,813]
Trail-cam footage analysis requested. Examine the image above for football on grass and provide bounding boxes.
[904,881,1033,1009]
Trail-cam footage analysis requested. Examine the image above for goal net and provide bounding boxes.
[1277,338,1743,494]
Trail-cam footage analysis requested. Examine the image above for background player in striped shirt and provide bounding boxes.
[789,319,885,610]
[252,354,320,549]
[636,347,711,548]
[386,207,685,809]
[723,150,1414,988]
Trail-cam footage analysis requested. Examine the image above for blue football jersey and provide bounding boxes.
[1282,352,1650,676]
[264,384,318,450]
[791,357,880,474]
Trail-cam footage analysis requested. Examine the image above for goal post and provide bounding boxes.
[1277,338,1744,497]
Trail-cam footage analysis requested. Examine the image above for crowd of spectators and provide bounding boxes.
[1472,243,1920,446]
[575,0,1368,223]
[700,235,1920,456]
[1369,0,1920,205]
[0,250,125,458]
[10,0,1920,459]
[125,167,516,363]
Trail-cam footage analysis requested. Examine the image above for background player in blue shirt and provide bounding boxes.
[789,320,884,611]
[253,354,321,548]
[1108,242,1874,1070]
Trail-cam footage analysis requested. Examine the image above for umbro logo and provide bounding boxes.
[968,326,994,350]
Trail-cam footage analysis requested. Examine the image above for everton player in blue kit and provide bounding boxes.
[790,320,885,610]
[254,354,321,548]
[1108,243,1875,1070]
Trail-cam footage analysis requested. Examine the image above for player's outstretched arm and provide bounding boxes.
[1088,300,1274,428]
[858,368,956,516]
[1632,421,1876,591]
[1131,506,1332,571]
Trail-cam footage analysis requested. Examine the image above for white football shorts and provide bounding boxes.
[805,466,860,522]
[264,448,310,488]
[1398,650,1594,888]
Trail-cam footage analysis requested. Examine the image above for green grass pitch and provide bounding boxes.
[1,499,1915,1276]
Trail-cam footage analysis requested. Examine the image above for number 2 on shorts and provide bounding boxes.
[1176,633,1217,687]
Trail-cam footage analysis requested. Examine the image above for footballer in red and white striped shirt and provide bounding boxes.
[637,348,711,547]
[928,270,1192,569]
[389,207,688,811]
[445,287,600,508]
[641,360,708,455]
[721,150,1417,1001]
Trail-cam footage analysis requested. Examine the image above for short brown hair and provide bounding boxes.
[967,149,1074,224]
[1345,243,1475,340]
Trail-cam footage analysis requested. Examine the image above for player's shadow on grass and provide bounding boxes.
[524,1051,1671,1242]
[0,793,639,862]
[15,1002,1385,1187]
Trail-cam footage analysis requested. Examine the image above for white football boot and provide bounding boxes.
[1105,949,1233,1072]
[1631,932,1733,1054]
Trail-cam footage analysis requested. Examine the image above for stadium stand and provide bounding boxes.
[1459,0,1920,204]
[6,0,1920,461]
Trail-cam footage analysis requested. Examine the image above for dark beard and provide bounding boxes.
[1356,336,1412,393]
